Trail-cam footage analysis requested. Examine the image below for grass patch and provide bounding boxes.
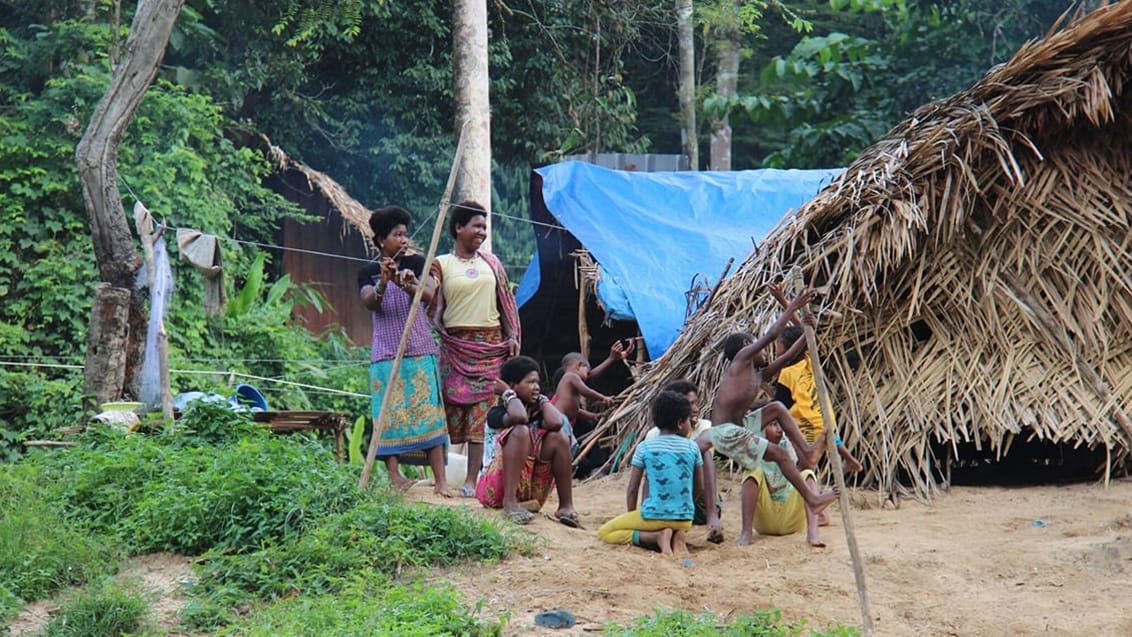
[185,498,524,630]
[42,579,151,637]
[0,469,118,605]
[31,409,361,555]
[603,608,859,636]
[214,575,503,636]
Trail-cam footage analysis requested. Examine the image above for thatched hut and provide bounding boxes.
[589,2,1132,500]
[265,145,377,345]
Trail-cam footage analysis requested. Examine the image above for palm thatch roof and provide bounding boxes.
[587,2,1132,500]
[267,144,374,239]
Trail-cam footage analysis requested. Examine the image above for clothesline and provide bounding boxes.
[118,174,562,271]
[0,360,367,399]
[1,354,367,365]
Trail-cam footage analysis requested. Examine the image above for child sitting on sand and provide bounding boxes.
[641,380,719,526]
[476,356,581,527]
[737,409,826,547]
[597,390,703,555]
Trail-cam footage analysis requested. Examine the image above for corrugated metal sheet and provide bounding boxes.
[565,152,688,172]
[266,165,376,347]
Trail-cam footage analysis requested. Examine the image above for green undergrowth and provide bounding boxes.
[41,579,151,637]
[0,469,119,623]
[213,575,504,636]
[3,401,527,633]
[603,608,859,636]
[183,497,526,629]
[29,402,360,555]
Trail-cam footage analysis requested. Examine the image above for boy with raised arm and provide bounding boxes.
[696,288,838,544]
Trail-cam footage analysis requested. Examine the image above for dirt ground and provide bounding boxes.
[417,473,1132,636]
[11,477,1131,636]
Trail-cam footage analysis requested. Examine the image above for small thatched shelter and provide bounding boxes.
[265,145,377,345]
[590,2,1132,500]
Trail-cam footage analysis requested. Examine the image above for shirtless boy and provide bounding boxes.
[695,288,838,543]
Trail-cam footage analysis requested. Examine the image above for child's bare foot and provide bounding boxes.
[672,529,688,555]
[736,531,754,546]
[804,487,840,516]
[807,526,826,548]
[818,509,831,526]
[842,455,863,473]
[658,528,674,555]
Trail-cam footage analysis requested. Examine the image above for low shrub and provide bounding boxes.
[603,608,859,636]
[214,575,503,636]
[0,469,117,604]
[43,579,150,637]
[33,417,361,555]
[185,497,521,629]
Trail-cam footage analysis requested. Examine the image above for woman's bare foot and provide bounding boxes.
[390,475,414,492]
[736,531,754,546]
[658,528,674,555]
[433,483,452,498]
[672,529,689,555]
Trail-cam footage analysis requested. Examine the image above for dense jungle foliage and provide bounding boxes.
[0,0,1080,455]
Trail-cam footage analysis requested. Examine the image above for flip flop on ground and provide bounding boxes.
[545,511,584,529]
[504,509,534,525]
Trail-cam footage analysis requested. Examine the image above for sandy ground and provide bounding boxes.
[10,477,1131,636]
[415,473,1132,636]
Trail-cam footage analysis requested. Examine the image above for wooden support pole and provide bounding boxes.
[785,271,874,637]
[358,129,468,490]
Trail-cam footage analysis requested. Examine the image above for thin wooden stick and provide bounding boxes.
[358,128,467,489]
[788,270,874,637]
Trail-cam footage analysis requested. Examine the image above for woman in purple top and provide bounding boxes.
[358,206,449,495]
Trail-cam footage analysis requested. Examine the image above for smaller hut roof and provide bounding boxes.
[267,144,374,241]
[588,2,1132,499]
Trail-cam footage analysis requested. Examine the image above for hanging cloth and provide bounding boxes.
[176,228,227,316]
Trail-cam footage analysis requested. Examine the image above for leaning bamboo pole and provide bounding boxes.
[787,271,873,637]
[358,129,467,489]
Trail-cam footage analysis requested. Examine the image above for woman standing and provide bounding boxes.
[426,200,521,497]
[358,206,449,496]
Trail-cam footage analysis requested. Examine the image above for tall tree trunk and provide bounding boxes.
[709,1,741,171]
[75,0,185,406]
[675,0,697,171]
[453,0,493,251]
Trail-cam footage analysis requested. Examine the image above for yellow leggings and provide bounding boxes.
[597,510,693,545]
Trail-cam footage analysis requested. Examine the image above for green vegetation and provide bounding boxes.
[0,471,118,619]
[2,403,516,633]
[214,576,503,637]
[604,608,858,636]
[43,579,151,637]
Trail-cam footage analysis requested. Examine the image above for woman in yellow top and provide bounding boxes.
[426,201,521,496]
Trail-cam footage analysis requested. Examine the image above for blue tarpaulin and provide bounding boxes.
[516,161,840,359]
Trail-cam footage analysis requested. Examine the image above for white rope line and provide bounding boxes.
[0,361,367,399]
